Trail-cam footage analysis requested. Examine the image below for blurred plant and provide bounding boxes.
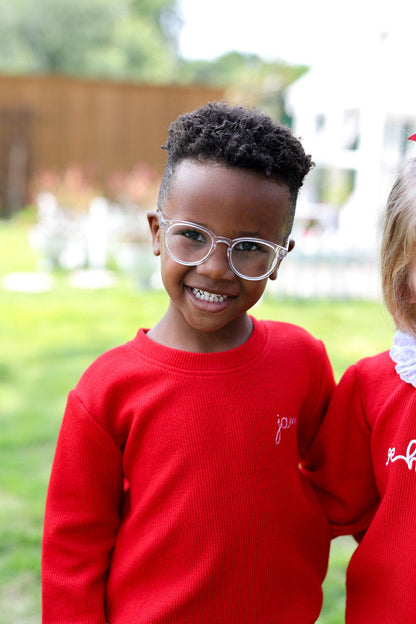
[31,162,160,213]
[29,163,161,272]
[103,163,160,250]
[104,162,160,208]
[31,165,101,213]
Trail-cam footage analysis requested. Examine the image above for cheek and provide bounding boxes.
[157,237,172,267]
[409,282,416,304]
[159,252,186,288]
[408,262,416,303]
[245,280,269,305]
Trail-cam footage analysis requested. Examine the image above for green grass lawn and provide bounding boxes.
[0,218,394,623]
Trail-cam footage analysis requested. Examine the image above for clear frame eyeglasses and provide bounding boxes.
[158,211,289,281]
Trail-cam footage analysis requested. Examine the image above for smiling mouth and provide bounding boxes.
[190,287,232,303]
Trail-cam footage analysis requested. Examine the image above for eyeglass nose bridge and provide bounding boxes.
[210,234,233,250]
[203,234,235,266]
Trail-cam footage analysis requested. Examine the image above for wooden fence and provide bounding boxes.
[0,74,224,216]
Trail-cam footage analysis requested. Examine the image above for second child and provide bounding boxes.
[306,156,416,623]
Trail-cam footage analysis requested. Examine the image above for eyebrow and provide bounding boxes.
[160,211,283,244]
[170,217,264,239]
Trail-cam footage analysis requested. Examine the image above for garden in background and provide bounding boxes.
[0,215,394,623]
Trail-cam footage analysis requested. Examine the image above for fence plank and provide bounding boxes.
[0,74,224,215]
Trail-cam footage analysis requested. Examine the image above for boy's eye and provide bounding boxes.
[178,228,207,243]
[234,240,265,253]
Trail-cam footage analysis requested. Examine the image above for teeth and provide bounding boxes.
[191,288,229,303]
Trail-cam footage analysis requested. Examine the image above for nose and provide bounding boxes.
[195,241,235,280]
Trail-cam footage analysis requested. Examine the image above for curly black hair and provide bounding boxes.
[158,102,314,236]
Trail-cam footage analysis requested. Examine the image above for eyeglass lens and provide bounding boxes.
[165,223,278,279]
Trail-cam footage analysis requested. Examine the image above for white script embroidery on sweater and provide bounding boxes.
[386,439,416,471]
[275,416,297,445]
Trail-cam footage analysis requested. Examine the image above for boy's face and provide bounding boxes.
[148,160,292,352]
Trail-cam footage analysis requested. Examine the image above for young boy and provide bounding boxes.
[42,102,335,623]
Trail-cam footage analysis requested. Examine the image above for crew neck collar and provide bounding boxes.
[390,330,416,388]
[131,316,268,373]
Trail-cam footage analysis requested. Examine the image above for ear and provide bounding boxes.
[147,211,161,256]
[269,238,295,281]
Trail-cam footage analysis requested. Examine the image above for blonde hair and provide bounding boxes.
[381,157,416,337]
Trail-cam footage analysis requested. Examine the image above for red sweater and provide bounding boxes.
[42,318,334,624]
[305,350,416,623]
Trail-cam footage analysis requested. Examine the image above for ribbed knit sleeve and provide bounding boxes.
[297,339,335,460]
[42,391,123,623]
[304,364,380,537]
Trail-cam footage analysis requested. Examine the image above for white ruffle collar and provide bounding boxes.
[390,330,416,388]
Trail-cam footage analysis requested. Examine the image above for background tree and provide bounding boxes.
[0,0,307,120]
[0,0,180,82]
[176,51,307,122]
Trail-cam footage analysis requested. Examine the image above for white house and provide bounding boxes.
[278,32,416,298]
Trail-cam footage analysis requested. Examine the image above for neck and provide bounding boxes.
[147,312,253,353]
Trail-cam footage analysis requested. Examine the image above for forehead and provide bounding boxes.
[165,160,291,239]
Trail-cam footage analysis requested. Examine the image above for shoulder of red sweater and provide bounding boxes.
[350,350,392,375]
[338,350,395,398]
[75,333,141,388]
[258,318,324,347]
